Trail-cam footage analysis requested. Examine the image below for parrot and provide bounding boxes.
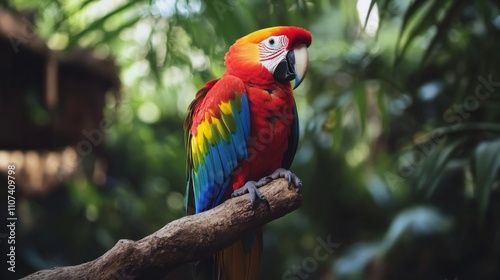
[184,26,312,280]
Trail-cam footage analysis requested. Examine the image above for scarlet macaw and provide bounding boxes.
[185,26,312,280]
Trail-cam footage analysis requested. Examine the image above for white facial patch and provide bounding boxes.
[258,35,289,74]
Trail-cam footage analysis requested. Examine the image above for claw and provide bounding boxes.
[258,176,273,185]
[230,168,302,209]
[231,180,270,209]
[266,168,302,191]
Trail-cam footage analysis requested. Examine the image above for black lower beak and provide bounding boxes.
[273,50,296,83]
[272,44,308,89]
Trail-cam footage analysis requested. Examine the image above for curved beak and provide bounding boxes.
[291,44,309,89]
[273,44,309,89]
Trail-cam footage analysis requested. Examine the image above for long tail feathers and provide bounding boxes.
[192,231,262,280]
[218,230,262,280]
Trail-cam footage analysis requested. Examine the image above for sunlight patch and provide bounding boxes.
[138,101,161,123]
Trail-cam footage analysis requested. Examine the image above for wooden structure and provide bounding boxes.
[0,9,120,195]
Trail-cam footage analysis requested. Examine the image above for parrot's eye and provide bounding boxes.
[264,36,282,49]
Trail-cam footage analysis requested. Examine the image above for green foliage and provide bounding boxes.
[8,0,500,279]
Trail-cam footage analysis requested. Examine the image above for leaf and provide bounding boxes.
[382,206,451,250]
[53,0,98,31]
[363,0,379,30]
[395,0,448,65]
[145,27,161,82]
[419,0,467,66]
[334,241,382,279]
[394,131,466,197]
[439,122,500,136]
[354,84,367,133]
[98,14,142,45]
[397,0,427,43]
[334,206,451,278]
[376,84,388,130]
[423,137,467,197]
[146,44,161,82]
[375,0,392,40]
[472,139,500,216]
[66,1,137,49]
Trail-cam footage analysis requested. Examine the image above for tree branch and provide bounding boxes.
[23,178,302,280]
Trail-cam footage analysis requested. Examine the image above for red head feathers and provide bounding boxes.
[224,26,312,89]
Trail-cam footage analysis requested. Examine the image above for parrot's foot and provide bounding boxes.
[231,177,271,209]
[265,168,302,192]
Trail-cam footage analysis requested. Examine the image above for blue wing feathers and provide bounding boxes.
[240,95,251,139]
[187,78,251,213]
[212,177,232,209]
[217,143,232,177]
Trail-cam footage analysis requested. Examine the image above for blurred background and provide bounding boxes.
[1,0,499,279]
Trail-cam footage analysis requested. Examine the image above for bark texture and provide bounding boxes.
[23,178,302,280]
